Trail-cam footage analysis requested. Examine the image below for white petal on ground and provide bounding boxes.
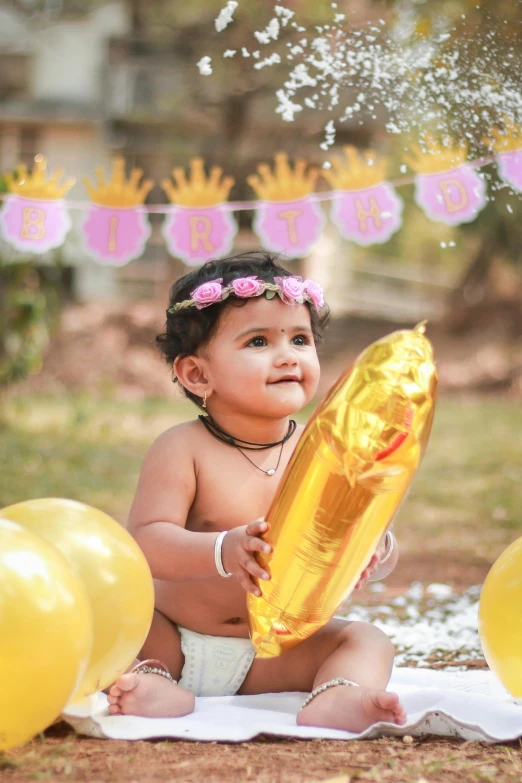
[340,583,484,668]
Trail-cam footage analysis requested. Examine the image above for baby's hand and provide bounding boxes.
[220,520,272,596]
[354,533,389,591]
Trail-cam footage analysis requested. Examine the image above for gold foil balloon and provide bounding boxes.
[1,498,154,700]
[247,325,437,657]
[0,517,92,751]
[479,537,522,698]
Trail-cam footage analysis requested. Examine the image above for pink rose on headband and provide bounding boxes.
[231,276,262,298]
[274,276,305,305]
[304,279,324,310]
[191,279,224,308]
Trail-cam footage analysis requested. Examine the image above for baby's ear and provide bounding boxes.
[174,355,211,399]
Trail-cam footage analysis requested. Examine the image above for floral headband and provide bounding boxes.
[169,275,325,313]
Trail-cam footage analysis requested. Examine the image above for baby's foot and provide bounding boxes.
[297,683,407,734]
[107,671,195,718]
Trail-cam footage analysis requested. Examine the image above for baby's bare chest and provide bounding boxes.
[187,443,290,532]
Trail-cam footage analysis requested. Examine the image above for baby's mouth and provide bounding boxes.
[270,376,301,384]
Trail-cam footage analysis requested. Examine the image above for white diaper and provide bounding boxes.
[177,626,256,697]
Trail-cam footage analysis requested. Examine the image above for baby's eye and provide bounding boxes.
[248,336,267,348]
[292,334,310,346]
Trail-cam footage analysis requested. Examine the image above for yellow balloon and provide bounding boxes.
[0,518,92,750]
[479,537,522,698]
[247,325,437,657]
[1,498,154,700]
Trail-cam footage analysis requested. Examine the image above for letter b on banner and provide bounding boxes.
[0,195,71,253]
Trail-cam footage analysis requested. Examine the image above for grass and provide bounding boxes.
[1,392,522,780]
[0,392,521,563]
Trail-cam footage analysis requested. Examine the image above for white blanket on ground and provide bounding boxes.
[64,667,522,744]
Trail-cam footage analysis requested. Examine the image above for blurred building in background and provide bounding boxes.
[0,0,454,320]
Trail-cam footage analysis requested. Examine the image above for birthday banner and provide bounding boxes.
[1,131,522,267]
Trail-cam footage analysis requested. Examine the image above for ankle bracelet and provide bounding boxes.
[301,677,359,710]
[131,658,177,684]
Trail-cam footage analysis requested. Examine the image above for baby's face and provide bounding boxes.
[203,296,320,418]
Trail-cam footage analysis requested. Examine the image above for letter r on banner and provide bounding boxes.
[21,208,46,240]
[189,215,215,252]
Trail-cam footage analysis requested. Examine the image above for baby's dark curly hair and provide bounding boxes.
[156,250,330,409]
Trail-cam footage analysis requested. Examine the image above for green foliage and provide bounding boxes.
[0,170,64,389]
[0,261,53,387]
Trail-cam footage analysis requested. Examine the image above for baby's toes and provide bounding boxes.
[373,691,403,721]
[118,691,141,716]
[394,703,408,726]
[108,702,121,715]
[114,672,140,693]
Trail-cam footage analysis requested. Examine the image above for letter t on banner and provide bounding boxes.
[248,153,325,259]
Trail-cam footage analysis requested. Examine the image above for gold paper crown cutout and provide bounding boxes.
[84,157,153,207]
[404,135,468,174]
[5,155,75,199]
[247,152,319,201]
[162,158,234,207]
[484,117,522,154]
[322,146,388,190]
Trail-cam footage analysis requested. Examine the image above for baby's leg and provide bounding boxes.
[107,609,194,718]
[239,619,406,733]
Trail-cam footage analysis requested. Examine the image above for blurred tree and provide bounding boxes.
[0,175,64,392]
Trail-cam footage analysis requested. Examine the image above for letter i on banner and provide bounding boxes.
[323,147,403,245]
[0,157,74,253]
[248,153,325,259]
[161,158,237,266]
[81,158,153,266]
[404,137,486,226]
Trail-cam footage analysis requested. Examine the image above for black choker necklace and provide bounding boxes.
[199,415,296,476]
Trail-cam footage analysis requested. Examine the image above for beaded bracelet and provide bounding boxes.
[131,658,177,684]
[301,677,359,710]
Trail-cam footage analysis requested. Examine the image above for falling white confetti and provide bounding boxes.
[206,2,522,153]
[196,56,213,76]
[215,1,238,33]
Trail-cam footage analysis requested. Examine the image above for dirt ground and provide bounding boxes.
[4,722,522,783]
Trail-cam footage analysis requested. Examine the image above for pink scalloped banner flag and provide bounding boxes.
[252,198,325,259]
[413,165,487,226]
[330,183,403,246]
[0,195,71,253]
[162,206,237,266]
[496,150,522,193]
[81,205,151,266]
